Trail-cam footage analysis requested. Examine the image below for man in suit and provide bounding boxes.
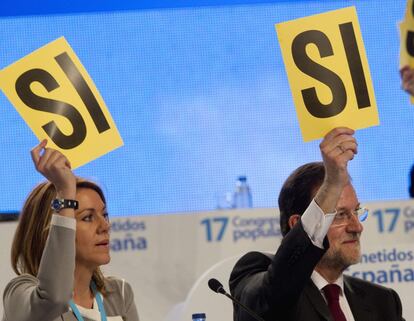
[229,127,405,321]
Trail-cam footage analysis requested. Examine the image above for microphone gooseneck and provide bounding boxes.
[207,278,265,321]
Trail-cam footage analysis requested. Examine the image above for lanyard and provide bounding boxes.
[69,282,107,321]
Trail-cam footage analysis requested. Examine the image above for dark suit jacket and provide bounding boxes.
[229,221,405,321]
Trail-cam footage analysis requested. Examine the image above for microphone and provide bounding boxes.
[207,278,265,321]
[207,278,226,294]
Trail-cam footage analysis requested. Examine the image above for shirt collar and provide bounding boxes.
[311,270,344,296]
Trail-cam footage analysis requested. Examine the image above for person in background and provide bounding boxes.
[2,140,140,321]
[401,65,414,95]
[399,66,414,198]
[229,127,405,321]
[408,162,414,197]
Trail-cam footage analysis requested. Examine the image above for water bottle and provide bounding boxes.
[192,313,206,321]
[233,176,252,208]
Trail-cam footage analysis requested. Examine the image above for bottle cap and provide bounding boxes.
[237,176,247,182]
[192,313,206,319]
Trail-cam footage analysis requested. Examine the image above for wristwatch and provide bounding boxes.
[50,198,79,213]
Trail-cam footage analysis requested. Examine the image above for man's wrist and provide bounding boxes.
[314,183,342,214]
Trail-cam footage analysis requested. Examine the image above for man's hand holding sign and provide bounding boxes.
[0,36,123,169]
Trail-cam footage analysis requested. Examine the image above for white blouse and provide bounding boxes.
[75,295,123,321]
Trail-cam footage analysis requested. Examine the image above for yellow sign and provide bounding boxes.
[0,37,123,169]
[405,0,414,21]
[276,6,378,141]
[399,22,413,69]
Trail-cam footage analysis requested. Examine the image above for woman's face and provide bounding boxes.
[74,188,110,270]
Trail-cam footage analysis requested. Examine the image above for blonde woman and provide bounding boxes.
[2,140,139,321]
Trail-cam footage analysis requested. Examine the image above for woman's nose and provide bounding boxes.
[98,215,110,233]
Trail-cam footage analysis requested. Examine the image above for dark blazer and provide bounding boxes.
[229,221,405,321]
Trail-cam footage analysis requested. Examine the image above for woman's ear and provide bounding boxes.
[288,214,301,229]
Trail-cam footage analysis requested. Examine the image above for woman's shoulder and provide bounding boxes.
[102,277,138,319]
[104,276,134,298]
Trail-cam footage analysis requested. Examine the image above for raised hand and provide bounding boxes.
[319,127,357,187]
[315,127,357,213]
[30,139,76,199]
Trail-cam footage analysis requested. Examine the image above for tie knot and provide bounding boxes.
[323,284,341,302]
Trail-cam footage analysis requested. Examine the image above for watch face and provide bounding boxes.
[51,199,63,211]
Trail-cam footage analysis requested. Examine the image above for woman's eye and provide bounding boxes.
[82,214,93,222]
[103,213,109,221]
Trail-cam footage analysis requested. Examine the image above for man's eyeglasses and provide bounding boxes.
[332,207,369,226]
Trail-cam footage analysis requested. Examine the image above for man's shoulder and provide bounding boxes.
[344,274,398,295]
[230,252,273,282]
[344,275,404,318]
[234,251,274,268]
[229,251,274,294]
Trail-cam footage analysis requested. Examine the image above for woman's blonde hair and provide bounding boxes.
[11,178,107,294]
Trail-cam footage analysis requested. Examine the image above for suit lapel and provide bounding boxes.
[343,276,373,321]
[304,280,333,321]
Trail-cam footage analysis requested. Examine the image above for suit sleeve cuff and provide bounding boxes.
[50,214,76,230]
[301,199,335,249]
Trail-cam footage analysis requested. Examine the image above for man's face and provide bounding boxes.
[318,184,363,271]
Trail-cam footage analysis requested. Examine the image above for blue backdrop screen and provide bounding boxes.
[0,1,411,216]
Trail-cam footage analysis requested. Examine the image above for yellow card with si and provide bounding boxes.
[0,37,123,169]
[276,6,379,141]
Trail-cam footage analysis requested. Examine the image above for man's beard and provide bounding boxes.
[318,240,361,272]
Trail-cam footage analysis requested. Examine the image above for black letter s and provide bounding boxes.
[15,68,87,149]
[292,30,346,118]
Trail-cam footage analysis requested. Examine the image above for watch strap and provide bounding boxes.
[51,198,79,212]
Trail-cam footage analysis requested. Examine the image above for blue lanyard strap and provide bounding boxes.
[69,281,107,321]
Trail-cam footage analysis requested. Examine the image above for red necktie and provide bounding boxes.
[323,284,347,321]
